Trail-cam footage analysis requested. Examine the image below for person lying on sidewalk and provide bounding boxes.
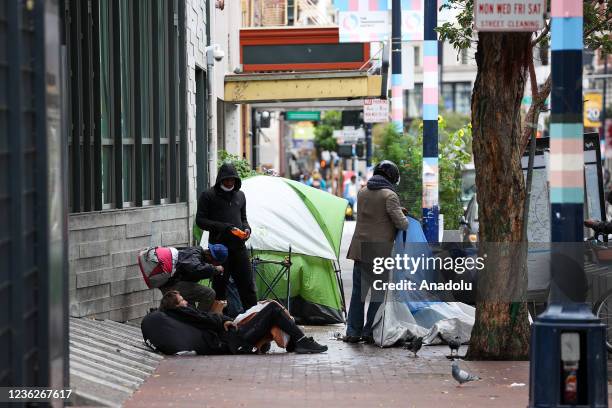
[158,290,328,355]
[159,244,228,312]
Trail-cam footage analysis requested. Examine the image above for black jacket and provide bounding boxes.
[589,220,612,234]
[161,246,218,288]
[196,163,250,249]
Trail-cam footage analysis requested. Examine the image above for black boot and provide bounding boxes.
[294,336,328,354]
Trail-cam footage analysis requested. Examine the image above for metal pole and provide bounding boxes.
[390,0,402,133]
[422,0,439,242]
[366,123,372,167]
[548,0,584,303]
[251,107,258,170]
[529,4,608,406]
[602,57,608,144]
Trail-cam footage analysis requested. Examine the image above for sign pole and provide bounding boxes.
[391,0,403,133]
[422,0,439,242]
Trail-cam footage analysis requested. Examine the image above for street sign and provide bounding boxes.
[338,11,390,42]
[363,99,389,123]
[341,126,365,142]
[286,111,320,121]
[474,0,545,32]
[584,92,603,128]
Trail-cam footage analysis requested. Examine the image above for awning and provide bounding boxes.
[224,70,384,104]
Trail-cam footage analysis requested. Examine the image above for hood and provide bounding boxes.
[215,163,242,191]
[367,174,396,192]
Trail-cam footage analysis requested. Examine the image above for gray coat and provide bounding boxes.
[347,187,409,262]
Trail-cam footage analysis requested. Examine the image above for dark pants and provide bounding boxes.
[212,246,258,310]
[237,302,304,345]
[346,261,381,338]
[161,281,216,312]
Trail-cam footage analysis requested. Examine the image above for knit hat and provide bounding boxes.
[208,243,228,263]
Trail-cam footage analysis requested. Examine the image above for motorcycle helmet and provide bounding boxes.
[373,160,400,185]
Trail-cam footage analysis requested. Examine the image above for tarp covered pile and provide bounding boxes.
[372,217,476,347]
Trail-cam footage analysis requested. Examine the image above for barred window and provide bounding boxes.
[66,0,186,213]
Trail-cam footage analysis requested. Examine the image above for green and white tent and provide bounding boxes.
[198,175,347,324]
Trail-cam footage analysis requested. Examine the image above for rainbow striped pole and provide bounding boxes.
[391,0,403,133]
[422,0,439,242]
[529,2,608,405]
[549,0,584,297]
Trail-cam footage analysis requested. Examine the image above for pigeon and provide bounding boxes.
[448,336,461,357]
[451,360,480,386]
[404,336,423,357]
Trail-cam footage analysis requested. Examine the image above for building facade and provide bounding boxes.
[66,0,242,321]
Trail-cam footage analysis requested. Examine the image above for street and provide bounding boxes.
[126,222,532,408]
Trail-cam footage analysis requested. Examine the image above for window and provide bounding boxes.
[460,49,469,65]
[455,82,472,114]
[140,0,153,202]
[439,82,472,115]
[120,1,134,205]
[100,0,113,206]
[406,83,423,119]
[442,83,454,111]
[66,0,186,212]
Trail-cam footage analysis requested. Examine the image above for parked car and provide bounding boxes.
[459,194,479,245]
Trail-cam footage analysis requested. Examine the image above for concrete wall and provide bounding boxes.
[68,204,189,321]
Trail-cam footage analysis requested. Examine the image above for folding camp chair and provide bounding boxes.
[332,259,347,320]
[251,246,293,313]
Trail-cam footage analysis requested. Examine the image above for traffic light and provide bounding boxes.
[337,144,353,158]
[355,142,365,158]
[342,110,362,127]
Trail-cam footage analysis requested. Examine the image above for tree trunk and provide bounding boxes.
[466,32,532,360]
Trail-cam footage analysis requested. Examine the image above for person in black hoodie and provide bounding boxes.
[196,163,258,310]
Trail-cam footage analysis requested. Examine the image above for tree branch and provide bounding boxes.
[521,75,552,152]
[531,20,551,47]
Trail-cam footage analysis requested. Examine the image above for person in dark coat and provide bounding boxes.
[154,290,328,355]
[196,163,258,310]
[344,160,409,344]
[159,244,228,312]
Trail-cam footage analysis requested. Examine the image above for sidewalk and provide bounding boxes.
[126,328,531,408]
[125,221,611,407]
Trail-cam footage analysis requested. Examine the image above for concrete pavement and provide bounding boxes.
[125,337,530,408]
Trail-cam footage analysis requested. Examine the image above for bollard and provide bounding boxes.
[529,303,608,407]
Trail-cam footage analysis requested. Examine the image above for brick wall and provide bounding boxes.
[68,204,189,321]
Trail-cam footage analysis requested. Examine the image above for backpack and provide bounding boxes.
[137,247,177,288]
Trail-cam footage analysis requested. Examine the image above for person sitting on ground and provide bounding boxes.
[158,290,328,355]
[159,244,228,313]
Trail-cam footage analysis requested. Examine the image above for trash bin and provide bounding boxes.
[529,303,608,407]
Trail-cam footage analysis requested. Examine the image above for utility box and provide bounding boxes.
[529,304,608,407]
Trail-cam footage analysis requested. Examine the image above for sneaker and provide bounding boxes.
[258,342,271,354]
[362,335,375,344]
[342,335,361,344]
[294,336,328,354]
